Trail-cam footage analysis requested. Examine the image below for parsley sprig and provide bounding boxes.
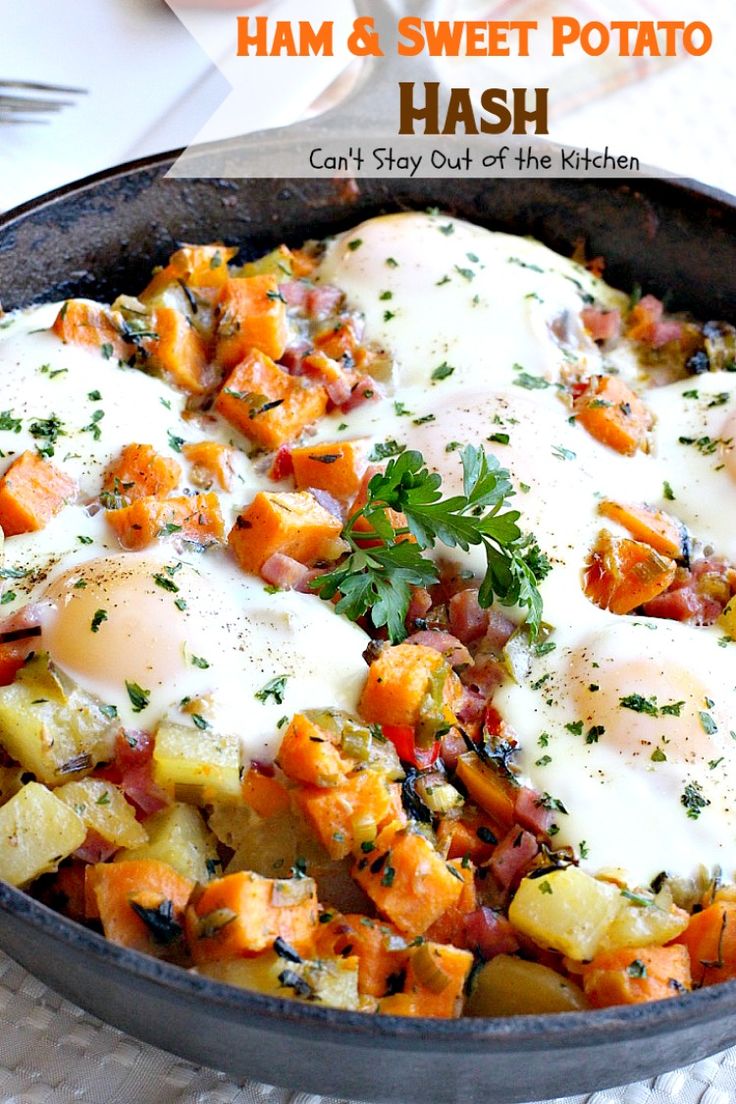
[311,446,549,642]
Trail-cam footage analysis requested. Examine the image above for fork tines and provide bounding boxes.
[0,80,86,124]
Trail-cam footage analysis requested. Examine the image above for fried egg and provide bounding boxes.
[0,308,370,762]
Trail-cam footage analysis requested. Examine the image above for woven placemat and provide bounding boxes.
[1,949,735,1104]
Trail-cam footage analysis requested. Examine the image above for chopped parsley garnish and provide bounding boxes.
[620,693,659,716]
[191,713,210,730]
[699,711,718,735]
[626,959,647,978]
[0,411,21,433]
[77,535,93,545]
[88,390,102,402]
[413,414,436,426]
[539,881,553,895]
[125,681,150,713]
[0,591,15,605]
[514,372,551,391]
[681,781,710,820]
[191,655,210,669]
[100,343,114,360]
[678,435,724,456]
[394,401,412,417]
[347,239,363,251]
[90,609,108,633]
[255,675,289,705]
[551,445,576,461]
[311,445,548,642]
[565,721,584,736]
[29,414,64,457]
[586,725,605,744]
[651,748,667,763]
[488,432,510,445]
[153,573,179,594]
[174,597,187,611]
[100,704,118,720]
[579,841,590,860]
[380,290,393,301]
[535,754,552,767]
[0,567,28,580]
[431,361,455,382]
[129,900,182,946]
[82,409,104,440]
[454,265,475,281]
[167,430,185,453]
[369,439,406,462]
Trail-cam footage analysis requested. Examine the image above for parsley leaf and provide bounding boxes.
[311,446,547,642]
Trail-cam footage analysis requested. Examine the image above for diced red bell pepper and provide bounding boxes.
[382,724,440,770]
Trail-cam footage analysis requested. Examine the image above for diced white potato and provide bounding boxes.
[0,654,117,785]
[509,865,621,961]
[0,782,86,886]
[152,720,241,804]
[597,888,689,951]
[198,949,363,1010]
[117,803,219,882]
[466,955,589,1016]
[56,778,147,851]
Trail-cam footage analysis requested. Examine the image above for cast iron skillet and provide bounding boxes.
[1,155,736,1104]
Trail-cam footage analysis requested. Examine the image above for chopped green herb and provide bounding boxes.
[626,959,647,978]
[551,445,576,461]
[255,675,289,705]
[431,362,455,382]
[153,573,179,594]
[191,655,210,669]
[651,748,667,762]
[125,681,150,713]
[191,713,210,731]
[699,712,718,735]
[681,781,710,820]
[77,535,93,545]
[620,693,659,716]
[91,609,108,633]
[347,239,363,251]
[369,439,406,462]
[514,372,551,391]
[167,430,185,453]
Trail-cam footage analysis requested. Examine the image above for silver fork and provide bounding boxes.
[0,80,86,125]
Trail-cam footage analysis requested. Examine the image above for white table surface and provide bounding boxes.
[1,2,736,1101]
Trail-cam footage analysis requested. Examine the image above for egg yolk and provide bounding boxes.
[38,554,217,701]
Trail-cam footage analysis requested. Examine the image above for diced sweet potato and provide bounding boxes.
[276,713,353,788]
[141,244,237,303]
[584,530,677,614]
[425,859,477,946]
[186,870,319,964]
[0,451,76,536]
[106,492,223,550]
[148,306,215,394]
[86,859,194,955]
[241,767,291,819]
[454,754,517,829]
[215,349,328,450]
[102,443,181,505]
[598,501,685,560]
[183,441,236,491]
[314,318,362,362]
[52,300,135,362]
[228,490,344,575]
[381,942,473,1017]
[574,375,652,455]
[582,945,692,1008]
[291,439,370,502]
[315,913,409,998]
[674,901,736,987]
[295,770,405,860]
[352,829,465,937]
[215,275,289,366]
[359,644,462,733]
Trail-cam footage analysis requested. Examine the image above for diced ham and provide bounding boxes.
[649,321,683,348]
[74,829,117,865]
[485,610,517,652]
[514,787,554,836]
[488,827,539,889]
[454,687,487,729]
[405,629,471,668]
[642,557,736,624]
[638,294,664,321]
[119,762,168,818]
[461,656,505,698]
[581,307,621,342]
[278,280,309,308]
[439,727,469,771]
[448,589,489,643]
[341,377,383,412]
[296,567,326,594]
[269,444,294,482]
[115,731,153,773]
[279,340,311,375]
[464,907,520,960]
[325,375,354,407]
[306,285,343,319]
[406,587,432,630]
[261,552,310,590]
